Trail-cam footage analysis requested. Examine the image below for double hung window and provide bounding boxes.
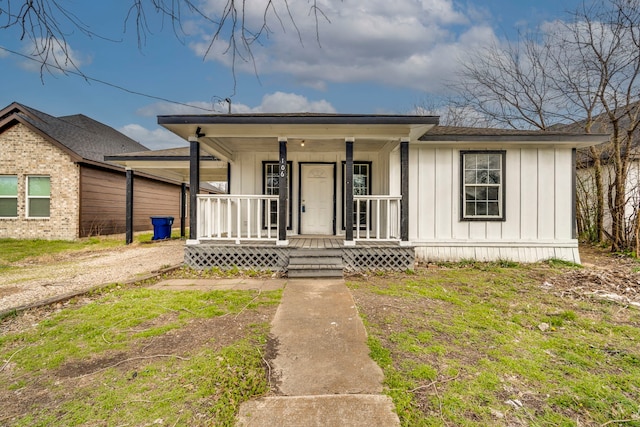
[26,176,51,218]
[461,151,505,220]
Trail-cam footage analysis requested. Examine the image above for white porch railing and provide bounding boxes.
[196,194,402,243]
[197,194,280,242]
[353,195,402,241]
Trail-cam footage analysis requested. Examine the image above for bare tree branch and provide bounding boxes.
[450,0,640,252]
[0,0,328,85]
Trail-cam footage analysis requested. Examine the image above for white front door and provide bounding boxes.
[301,164,334,235]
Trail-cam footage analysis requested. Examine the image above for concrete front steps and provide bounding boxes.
[287,249,344,278]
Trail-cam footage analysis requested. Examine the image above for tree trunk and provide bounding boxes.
[589,146,605,242]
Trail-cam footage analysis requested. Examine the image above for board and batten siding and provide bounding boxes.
[231,149,385,236]
[79,166,185,237]
[410,146,578,263]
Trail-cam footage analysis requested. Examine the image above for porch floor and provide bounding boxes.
[193,236,403,248]
[290,236,402,249]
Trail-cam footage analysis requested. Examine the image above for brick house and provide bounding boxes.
[0,102,188,240]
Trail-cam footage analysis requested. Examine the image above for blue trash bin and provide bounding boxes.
[150,216,174,240]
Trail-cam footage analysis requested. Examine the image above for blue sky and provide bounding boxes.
[0,0,584,149]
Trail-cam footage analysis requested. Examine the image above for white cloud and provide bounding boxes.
[190,0,496,91]
[19,38,91,73]
[233,92,336,113]
[129,92,335,149]
[118,124,187,150]
[138,92,336,116]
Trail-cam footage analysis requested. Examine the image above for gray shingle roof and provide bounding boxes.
[420,125,581,138]
[2,103,149,165]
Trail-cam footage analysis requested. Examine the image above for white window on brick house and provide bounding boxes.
[0,175,18,217]
[26,176,50,218]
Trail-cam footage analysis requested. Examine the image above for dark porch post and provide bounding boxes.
[277,138,288,245]
[180,182,187,238]
[125,168,134,245]
[400,137,410,243]
[188,136,200,241]
[345,137,355,245]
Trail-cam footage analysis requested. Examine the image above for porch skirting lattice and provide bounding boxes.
[184,242,415,272]
[341,246,414,272]
[185,245,290,271]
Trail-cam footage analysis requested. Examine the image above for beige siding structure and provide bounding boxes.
[0,123,80,240]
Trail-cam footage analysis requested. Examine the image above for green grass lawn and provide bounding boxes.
[3,254,640,426]
[348,262,640,426]
[0,282,281,426]
[0,230,185,268]
[0,237,124,265]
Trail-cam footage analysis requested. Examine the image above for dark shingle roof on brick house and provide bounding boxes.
[0,102,149,166]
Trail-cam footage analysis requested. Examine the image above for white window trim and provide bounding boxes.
[26,175,51,219]
[0,175,18,218]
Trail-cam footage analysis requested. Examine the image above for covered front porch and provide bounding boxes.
[157,114,438,251]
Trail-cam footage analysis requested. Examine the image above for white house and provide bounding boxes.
[112,114,608,271]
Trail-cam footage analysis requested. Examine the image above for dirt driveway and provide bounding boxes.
[0,240,184,313]
[2,242,639,315]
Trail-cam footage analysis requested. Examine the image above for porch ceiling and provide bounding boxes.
[105,147,228,182]
[158,114,439,162]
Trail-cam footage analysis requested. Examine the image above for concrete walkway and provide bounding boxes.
[236,279,400,427]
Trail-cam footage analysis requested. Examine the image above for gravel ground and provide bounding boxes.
[0,240,184,313]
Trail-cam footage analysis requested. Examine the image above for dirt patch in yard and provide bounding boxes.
[0,287,21,299]
[54,307,275,379]
[554,244,640,308]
